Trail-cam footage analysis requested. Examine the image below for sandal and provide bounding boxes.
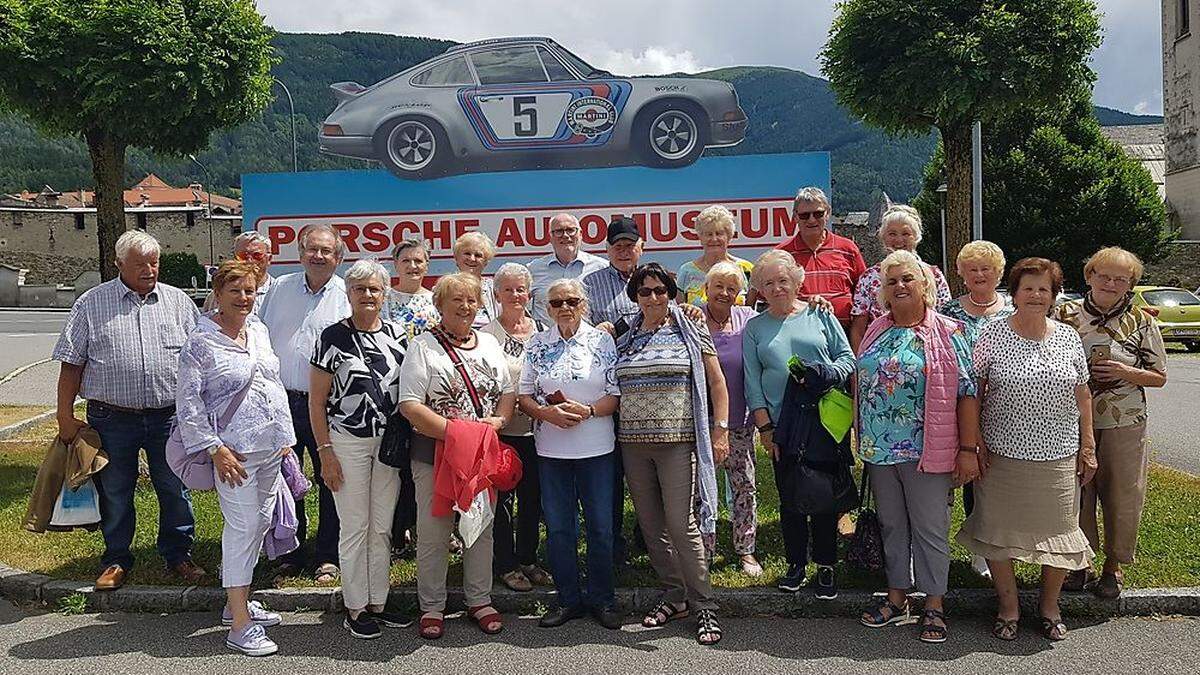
[861,597,915,628]
[739,555,764,578]
[695,609,722,646]
[313,562,339,585]
[1040,616,1068,641]
[918,608,948,644]
[467,605,504,635]
[419,612,444,640]
[642,601,689,628]
[499,569,533,592]
[520,564,553,586]
[991,617,1019,641]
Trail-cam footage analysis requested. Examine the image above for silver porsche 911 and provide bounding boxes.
[318,37,748,178]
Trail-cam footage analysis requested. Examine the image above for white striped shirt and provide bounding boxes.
[53,278,200,409]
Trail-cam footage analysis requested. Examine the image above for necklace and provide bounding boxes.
[965,292,1001,309]
[215,312,247,342]
[894,319,922,328]
[435,325,473,345]
[705,304,732,330]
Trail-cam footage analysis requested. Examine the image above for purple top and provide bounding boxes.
[705,304,757,429]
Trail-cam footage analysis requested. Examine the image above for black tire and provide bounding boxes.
[634,100,708,168]
[373,116,451,179]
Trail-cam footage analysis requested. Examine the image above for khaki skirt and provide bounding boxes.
[956,453,1094,570]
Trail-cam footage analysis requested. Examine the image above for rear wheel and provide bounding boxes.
[373,117,451,179]
[635,101,708,168]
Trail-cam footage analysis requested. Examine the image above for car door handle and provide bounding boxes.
[477,95,503,102]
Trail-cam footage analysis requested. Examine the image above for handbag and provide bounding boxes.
[348,324,411,469]
[846,469,886,572]
[432,329,523,490]
[166,373,256,491]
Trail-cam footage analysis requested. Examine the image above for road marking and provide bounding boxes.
[0,358,52,386]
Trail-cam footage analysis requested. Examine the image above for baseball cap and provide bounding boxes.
[606,216,641,244]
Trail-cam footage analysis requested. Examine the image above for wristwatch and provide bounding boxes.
[206,445,220,457]
[715,420,730,430]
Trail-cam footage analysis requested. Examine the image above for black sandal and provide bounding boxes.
[1040,616,1068,641]
[861,598,914,628]
[919,608,947,644]
[991,617,1019,641]
[696,609,722,646]
[642,601,689,628]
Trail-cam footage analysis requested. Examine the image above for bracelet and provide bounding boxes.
[757,422,775,433]
[587,404,596,418]
[317,443,333,452]
[957,445,978,454]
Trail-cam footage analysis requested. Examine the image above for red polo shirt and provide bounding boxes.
[775,230,867,327]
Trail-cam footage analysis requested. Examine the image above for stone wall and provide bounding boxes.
[1144,240,1200,290]
[1163,0,1200,238]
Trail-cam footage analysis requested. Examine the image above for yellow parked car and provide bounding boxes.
[1132,286,1200,352]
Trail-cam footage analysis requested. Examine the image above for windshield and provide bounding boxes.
[553,45,607,78]
[1142,289,1200,307]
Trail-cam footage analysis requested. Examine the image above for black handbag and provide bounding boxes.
[348,323,411,470]
[846,470,885,572]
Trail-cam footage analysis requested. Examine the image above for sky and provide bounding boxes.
[258,0,1164,116]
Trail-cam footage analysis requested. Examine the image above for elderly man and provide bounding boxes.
[527,213,605,325]
[53,230,203,591]
[202,231,276,314]
[775,186,867,330]
[257,223,351,582]
[582,217,645,339]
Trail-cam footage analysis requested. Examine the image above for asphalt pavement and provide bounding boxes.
[0,600,1196,675]
[1146,352,1200,475]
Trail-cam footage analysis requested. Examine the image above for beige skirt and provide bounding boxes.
[956,453,1095,570]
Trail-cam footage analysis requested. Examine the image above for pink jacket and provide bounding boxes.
[859,308,962,474]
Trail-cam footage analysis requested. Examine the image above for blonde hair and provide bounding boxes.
[751,250,805,290]
[432,272,483,308]
[956,240,1006,274]
[705,260,747,292]
[877,250,937,310]
[1084,246,1144,284]
[878,204,924,246]
[212,260,259,293]
[695,205,736,238]
[453,231,497,262]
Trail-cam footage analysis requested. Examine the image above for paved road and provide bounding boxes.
[1147,353,1200,475]
[0,311,64,380]
[0,600,1195,674]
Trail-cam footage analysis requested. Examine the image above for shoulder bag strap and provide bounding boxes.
[432,329,485,419]
[216,357,257,431]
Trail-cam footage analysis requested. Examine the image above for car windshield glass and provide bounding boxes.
[412,56,474,86]
[554,46,603,78]
[538,46,576,82]
[1143,289,1200,307]
[471,46,548,85]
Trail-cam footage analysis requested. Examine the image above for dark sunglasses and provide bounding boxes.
[636,286,670,298]
[794,210,826,221]
[549,297,583,308]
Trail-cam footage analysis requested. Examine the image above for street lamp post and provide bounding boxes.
[936,182,949,275]
[187,154,215,275]
[273,77,299,173]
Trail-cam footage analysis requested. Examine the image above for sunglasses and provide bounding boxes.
[549,297,583,308]
[794,210,826,221]
[636,286,670,298]
[236,250,268,262]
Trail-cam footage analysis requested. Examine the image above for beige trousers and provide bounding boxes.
[329,432,400,611]
[411,459,494,613]
[1081,421,1150,564]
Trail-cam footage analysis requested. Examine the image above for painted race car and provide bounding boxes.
[318,37,748,178]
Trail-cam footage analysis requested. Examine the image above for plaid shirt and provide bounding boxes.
[53,278,199,409]
[582,263,639,332]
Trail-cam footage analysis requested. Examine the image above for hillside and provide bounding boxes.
[0,32,1161,212]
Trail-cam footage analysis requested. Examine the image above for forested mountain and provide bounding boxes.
[0,32,1160,211]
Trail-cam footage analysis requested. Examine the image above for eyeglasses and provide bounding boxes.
[551,228,579,238]
[1094,273,1131,286]
[549,297,583,308]
[794,210,826,221]
[236,250,267,262]
[636,286,670,298]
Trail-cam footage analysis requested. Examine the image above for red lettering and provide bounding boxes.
[649,212,677,242]
[394,221,420,240]
[266,225,295,255]
[362,221,390,253]
[425,219,453,250]
[332,223,360,253]
[680,209,700,241]
[497,218,525,247]
[773,207,798,238]
[580,215,606,244]
[524,216,549,246]
[745,208,769,238]
[455,218,480,239]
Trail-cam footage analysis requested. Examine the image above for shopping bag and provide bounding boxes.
[50,478,101,528]
[454,490,495,549]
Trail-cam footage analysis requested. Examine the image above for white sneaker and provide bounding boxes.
[222,600,282,627]
[971,555,992,578]
[225,623,278,657]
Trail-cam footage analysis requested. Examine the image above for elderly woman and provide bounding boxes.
[309,260,409,639]
[616,262,729,645]
[1054,247,1167,599]
[958,258,1097,642]
[688,261,762,576]
[399,272,516,640]
[849,205,952,350]
[676,205,756,307]
[482,263,550,592]
[744,250,854,598]
[385,238,440,340]
[453,231,501,328]
[855,250,980,644]
[176,261,295,656]
[518,278,622,629]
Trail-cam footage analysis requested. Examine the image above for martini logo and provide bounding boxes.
[566,96,617,137]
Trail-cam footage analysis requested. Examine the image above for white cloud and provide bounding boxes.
[1133,100,1152,115]
[592,48,710,76]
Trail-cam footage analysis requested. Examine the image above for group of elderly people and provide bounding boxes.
[51,185,1167,655]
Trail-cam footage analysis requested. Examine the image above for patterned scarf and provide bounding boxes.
[1083,291,1133,327]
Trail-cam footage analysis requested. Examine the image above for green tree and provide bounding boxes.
[0,0,275,280]
[158,251,205,289]
[821,0,1102,291]
[913,88,1174,290]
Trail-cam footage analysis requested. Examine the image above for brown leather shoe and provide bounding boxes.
[169,559,207,584]
[1061,568,1094,592]
[94,564,127,591]
[1089,571,1124,599]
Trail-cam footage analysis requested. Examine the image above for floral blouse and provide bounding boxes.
[940,295,1015,345]
[851,262,952,320]
[855,324,976,465]
[676,256,754,306]
[383,287,439,341]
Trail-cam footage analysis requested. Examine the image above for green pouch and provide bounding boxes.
[818,388,853,443]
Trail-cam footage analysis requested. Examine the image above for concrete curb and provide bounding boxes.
[2,563,1197,618]
[0,408,56,440]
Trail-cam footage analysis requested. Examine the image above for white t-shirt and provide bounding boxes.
[518,323,619,459]
[974,319,1089,462]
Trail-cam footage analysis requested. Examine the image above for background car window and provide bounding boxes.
[1143,289,1200,307]
[471,46,548,85]
[538,46,576,82]
[412,56,474,86]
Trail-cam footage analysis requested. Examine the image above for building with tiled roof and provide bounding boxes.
[1100,125,1166,200]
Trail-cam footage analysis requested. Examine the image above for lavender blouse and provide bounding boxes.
[705,304,757,429]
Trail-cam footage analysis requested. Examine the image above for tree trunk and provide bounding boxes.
[941,122,974,297]
[85,129,128,281]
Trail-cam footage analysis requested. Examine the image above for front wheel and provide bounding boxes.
[635,102,708,168]
[373,117,451,179]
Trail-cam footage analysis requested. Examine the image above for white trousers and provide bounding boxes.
[330,431,401,611]
[215,450,283,588]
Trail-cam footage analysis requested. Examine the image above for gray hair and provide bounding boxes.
[233,230,270,251]
[115,230,160,261]
[492,262,532,294]
[792,186,830,211]
[343,259,390,291]
[877,249,937,309]
[391,238,430,261]
[297,223,346,260]
[877,204,924,246]
[695,204,736,238]
[750,249,805,289]
[705,260,747,292]
[546,277,587,310]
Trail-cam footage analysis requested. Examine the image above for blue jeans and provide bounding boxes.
[85,404,194,570]
[280,391,341,569]
[539,452,616,610]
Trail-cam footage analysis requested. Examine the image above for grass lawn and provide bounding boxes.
[0,405,50,429]
[2,412,1198,591]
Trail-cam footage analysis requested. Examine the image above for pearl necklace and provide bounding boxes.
[965,293,1001,309]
